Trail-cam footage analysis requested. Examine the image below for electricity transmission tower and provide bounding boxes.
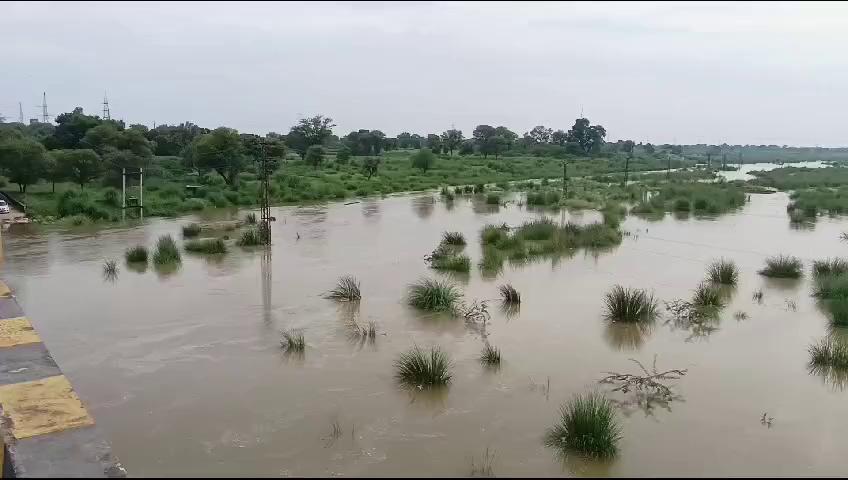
[102,92,111,120]
[40,92,48,123]
[18,102,23,123]
[259,142,274,245]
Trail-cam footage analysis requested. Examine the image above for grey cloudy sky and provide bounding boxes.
[2,1,847,146]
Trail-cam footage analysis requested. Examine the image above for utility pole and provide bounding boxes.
[561,159,568,196]
[260,142,274,245]
[40,92,48,123]
[623,153,631,187]
[666,151,671,180]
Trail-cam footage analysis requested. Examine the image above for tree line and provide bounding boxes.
[2,104,721,194]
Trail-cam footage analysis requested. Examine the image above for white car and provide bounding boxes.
[0,200,11,214]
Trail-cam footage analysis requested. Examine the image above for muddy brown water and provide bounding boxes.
[2,191,847,476]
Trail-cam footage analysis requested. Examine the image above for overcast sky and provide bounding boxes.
[2,1,847,146]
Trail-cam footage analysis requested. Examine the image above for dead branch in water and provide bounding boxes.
[600,355,687,399]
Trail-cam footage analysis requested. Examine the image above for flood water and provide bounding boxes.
[2,191,847,476]
[717,160,828,181]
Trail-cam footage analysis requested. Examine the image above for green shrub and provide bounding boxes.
[124,245,148,263]
[408,278,462,312]
[184,238,227,254]
[706,258,738,285]
[759,255,803,278]
[545,392,621,458]
[603,285,657,323]
[183,198,207,211]
[395,345,452,387]
[153,234,182,265]
[182,223,201,238]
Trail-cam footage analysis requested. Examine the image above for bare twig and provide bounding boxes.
[600,355,687,400]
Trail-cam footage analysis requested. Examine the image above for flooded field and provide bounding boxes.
[2,191,847,476]
[717,160,828,181]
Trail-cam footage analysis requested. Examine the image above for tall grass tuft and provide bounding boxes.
[480,224,509,245]
[759,255,803,278]
[103,259,118,276]
[124,245,148,263]
[809,336,848,369]
[480,343,501,367]
[281,330,306,352]
[813,258,848,278]
[603,285,657,323]
[813,273,848,300]
[326,275,362,301]
[498,284,521,304]
[706,258,738,285]
[182,223,201,238]
[184,238,227,254]
[431,254,471,273]
[442,231,466,246]
[408,278,463,312]
[237,228,262,246]
[245,212,257,224]
[544,392,621,459]
[153,234,182,265]
[395,345,452,387]
[692,282,725,309]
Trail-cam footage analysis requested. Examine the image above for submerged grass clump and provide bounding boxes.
[432,254,471,273]
[442,231,466,246]
[813,258,848,278]
[237,228,262,246]
[706,258,738,285]
[499,284,521,304]
[480,224,509,245]
[395,345,452,387]
[544,392,621,459]
[480,343,501,367]
[124,245,148,263]
[281,330,306,352]
[692,282,725,309]
[245,212,257,224]
[759,255,803,278]
[813,273,848,300]
[326,275,362,301]
[809,336,848,370]
[408,278,463,312]
[182,223,201,238]
[184,238,227,254]
[153,234,182,265]
[603,285,658,323]
[103,259,118,276]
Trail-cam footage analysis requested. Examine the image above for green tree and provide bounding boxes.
[528,125,553,144]
[54,149,104,189]
[363,157,381,179]
[411,148,436,172]
[644,143,655,154]
[336,145,352,164]
[287,115,335,159]
[44,152,63,193]
[191,127,245,186]
[440,129,463,156]
[551,129,567,146]
[305,145,325,169]
[622,140,635,157]
[472,125,497,158]
[45,107,102,149]
[0,137,48,192]
[459,140,474,155]
[426,134,441,152]
[565,118,606,155]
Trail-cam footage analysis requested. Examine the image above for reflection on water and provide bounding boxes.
[5,191,848,476]
[603,322,654,351]
[411,195,435,219]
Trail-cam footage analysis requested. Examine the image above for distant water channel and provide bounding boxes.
[2,190,847,476]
